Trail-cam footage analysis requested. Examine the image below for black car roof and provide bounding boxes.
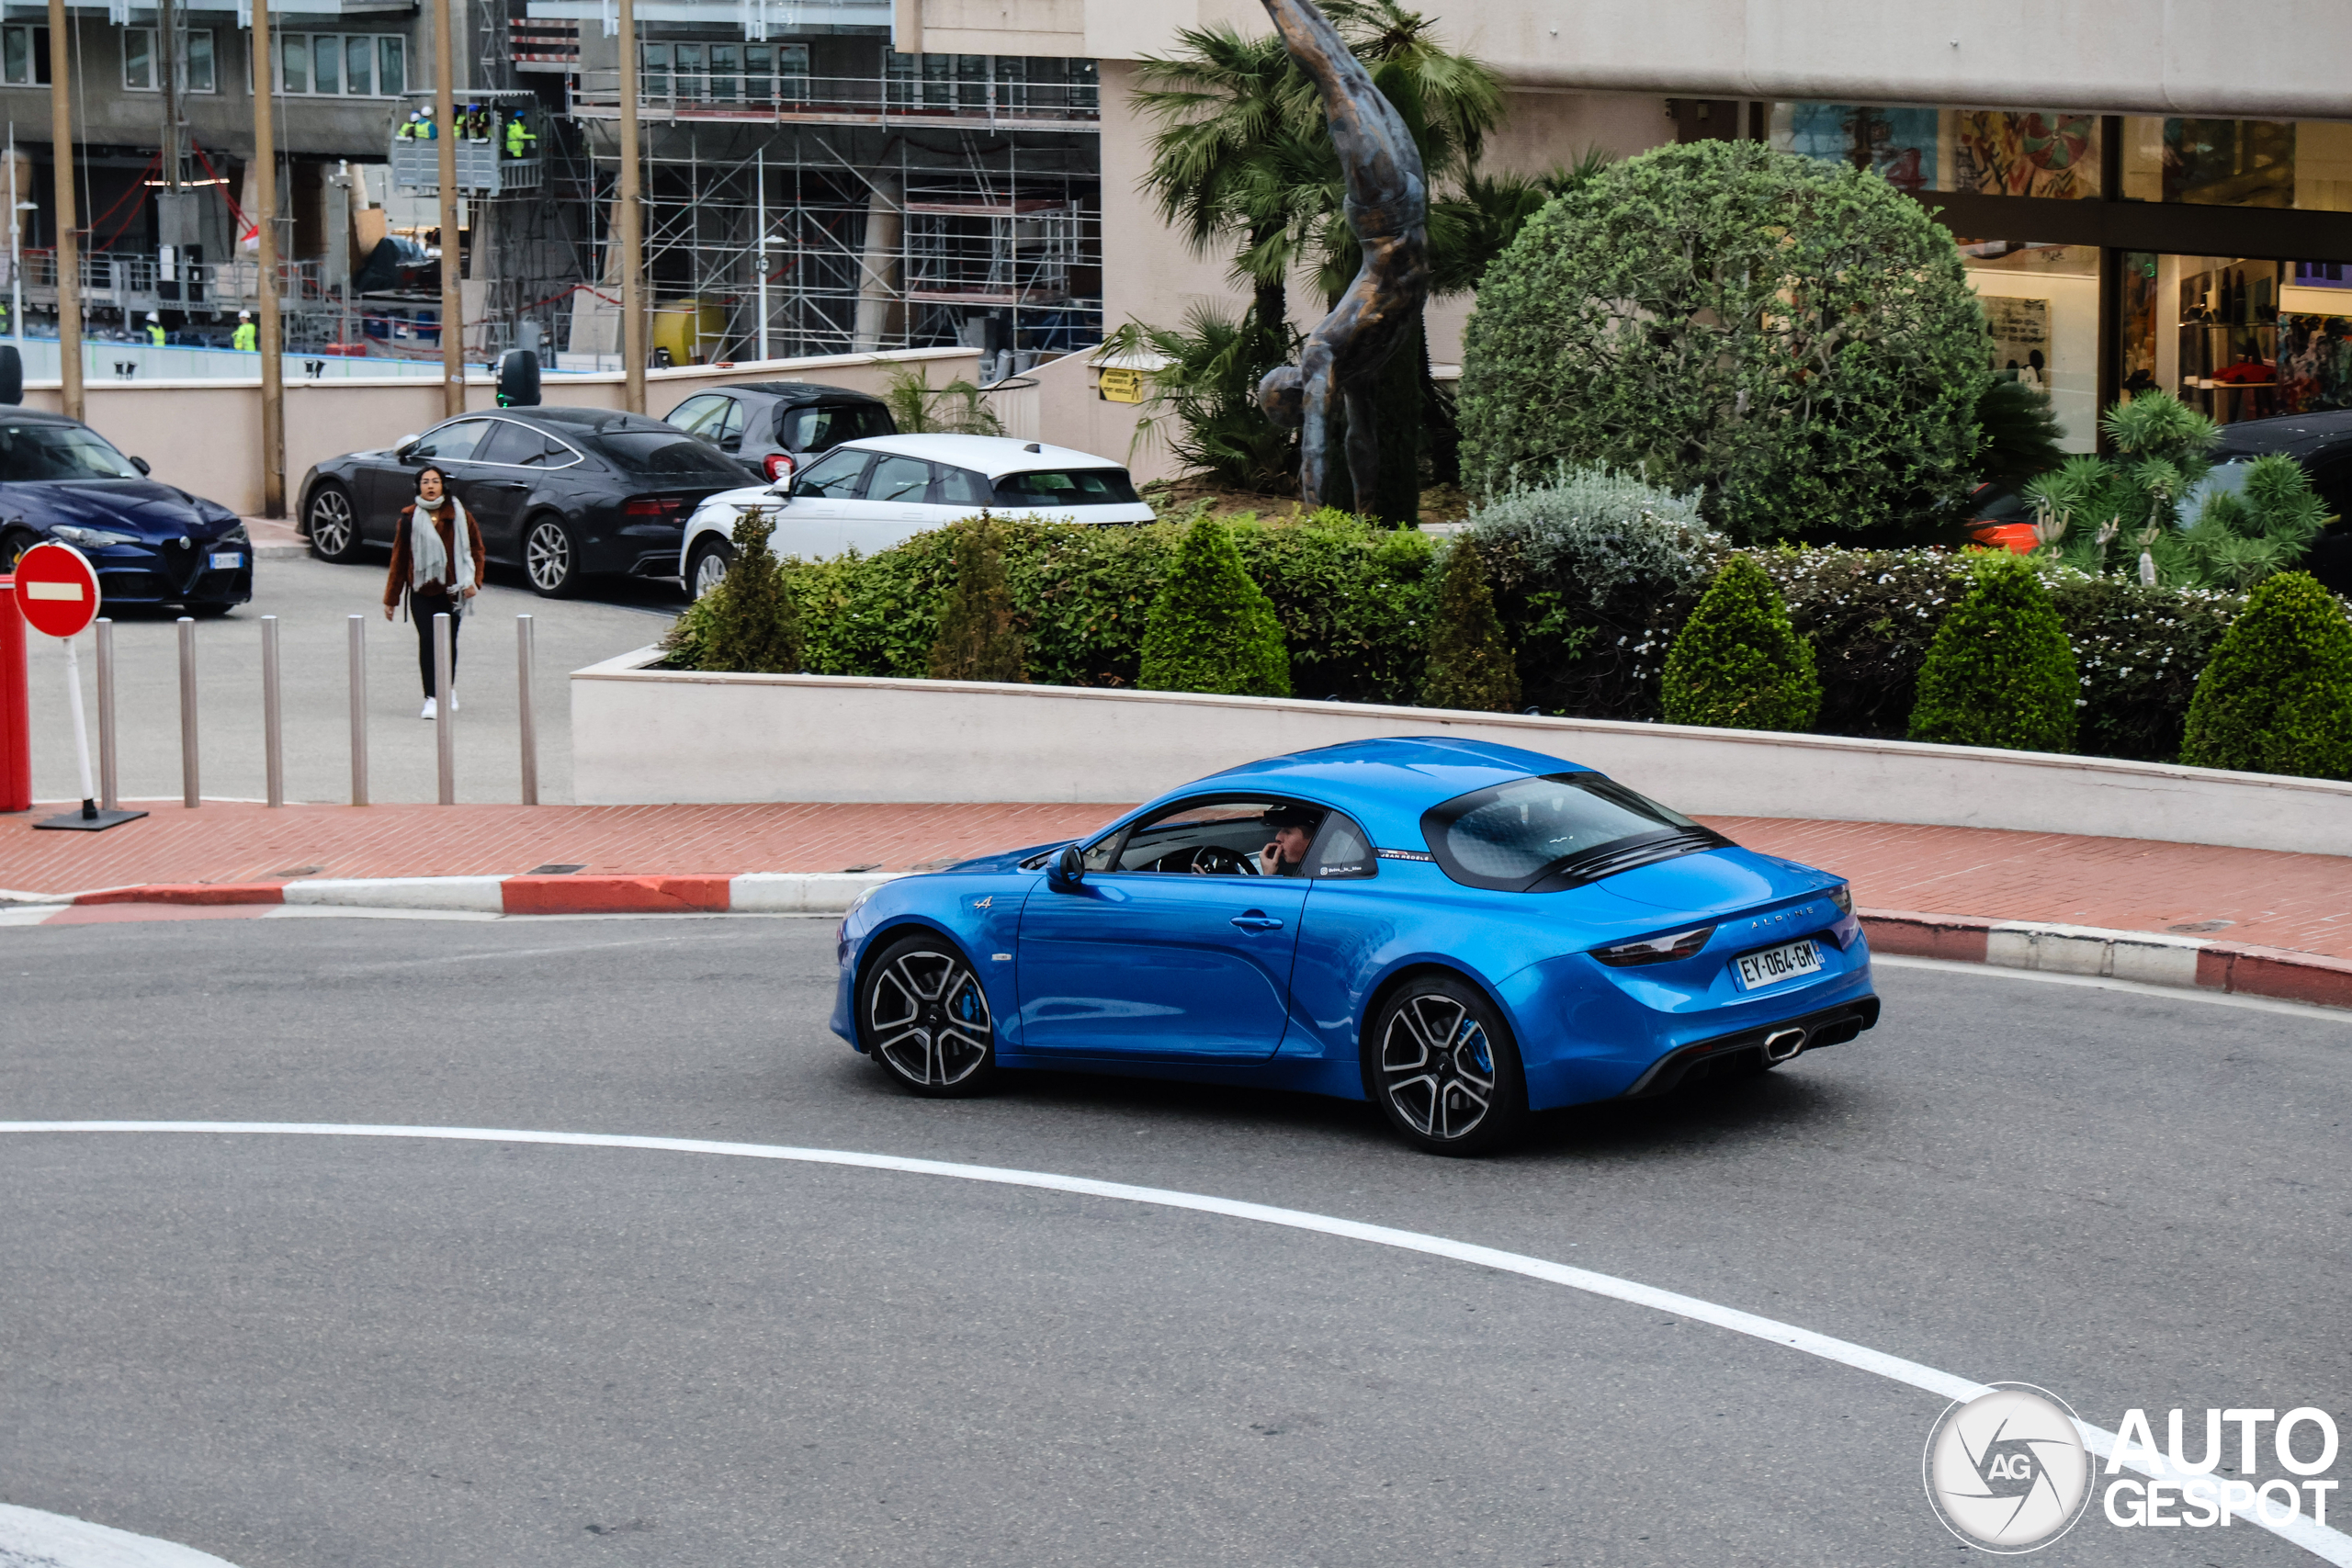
[0,409,84,427]
[723,381,886,406]
[2211,408,2352,461]
[492,408,675,435]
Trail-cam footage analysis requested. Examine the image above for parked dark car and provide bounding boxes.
[299,407,758,596]
[0,411,251,614]
[662,381,896,484]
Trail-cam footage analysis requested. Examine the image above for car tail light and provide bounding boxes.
[763,452,797,483]
[624,496,685,520]
[1589,926,1715,967]
[1828,883,1853,916]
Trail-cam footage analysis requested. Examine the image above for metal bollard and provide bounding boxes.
[516,614,537,806]
[261,615,283,807]
[95,617,118,811]
[177,615,199,808]
[347,615,368,807]
[434,612,454,806]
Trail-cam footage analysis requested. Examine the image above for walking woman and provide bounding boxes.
[382,465,486,719]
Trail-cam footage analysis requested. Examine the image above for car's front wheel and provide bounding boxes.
[524,514,581,597]
[1366,975,1529,1155]
[687,535,733,598]
[306,482,364,562]
[2,527,39,570]
[858,933,999,1097]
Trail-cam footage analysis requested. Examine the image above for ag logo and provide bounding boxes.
[1923,1383,2094,1552]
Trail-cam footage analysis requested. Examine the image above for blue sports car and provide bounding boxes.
[831,737,1879,1154]
[0,411,251,613]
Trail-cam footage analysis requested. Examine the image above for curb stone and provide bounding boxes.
[3,878,2347,1011]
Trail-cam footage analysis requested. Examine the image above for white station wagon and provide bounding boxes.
[677,433,1157,595]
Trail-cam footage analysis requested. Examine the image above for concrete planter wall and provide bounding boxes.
[569,652,2352,856]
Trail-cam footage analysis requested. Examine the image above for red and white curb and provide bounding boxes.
[2,880,2346,1011]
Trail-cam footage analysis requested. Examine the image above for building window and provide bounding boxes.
[640,40,805,106]
[271,33,403,96]
[122,28,214,93]
[0,25,45,85]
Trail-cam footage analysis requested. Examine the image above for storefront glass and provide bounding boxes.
[1768,106,2102,198]
[2118,119,2352,210]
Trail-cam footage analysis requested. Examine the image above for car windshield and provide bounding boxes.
[2180,458,2256,527]
[1422,773,1724,892]
[593,430,751,479]
[781,402,894,452]
[992,468,1138,509]
[0,422,141,481]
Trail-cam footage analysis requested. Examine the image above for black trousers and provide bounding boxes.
[412,593,462,698]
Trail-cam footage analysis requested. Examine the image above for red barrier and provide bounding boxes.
[0,574,30,812]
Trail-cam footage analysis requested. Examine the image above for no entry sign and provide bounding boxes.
[12,541,99,639]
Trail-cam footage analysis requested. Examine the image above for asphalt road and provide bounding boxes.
[1,916,2346,1567]
[17,553,684,809]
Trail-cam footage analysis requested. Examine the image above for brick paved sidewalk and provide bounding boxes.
[3,798,2346,961]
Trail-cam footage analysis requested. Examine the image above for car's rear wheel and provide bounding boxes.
[306,482,363,562]
[858,933,999,1098]
[688,535,733,598]
[1366,975,1529,1155]
[525,514,581,597]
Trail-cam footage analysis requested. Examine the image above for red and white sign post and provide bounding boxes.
[17,542,144,830]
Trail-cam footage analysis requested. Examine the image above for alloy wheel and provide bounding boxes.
[691,545,730,598]
[308,490,354,558]
[867,947,993,1088]
[1378,992,1498,1142]
[526,520,573,592]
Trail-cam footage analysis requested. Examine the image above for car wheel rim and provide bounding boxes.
[310,491,353,555]
[693,550,728,597]
[1379,994,1496,1141]
[526,523,570,590]
[868,949,992,1087]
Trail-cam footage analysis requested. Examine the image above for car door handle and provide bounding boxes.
[1230,912,1284,932]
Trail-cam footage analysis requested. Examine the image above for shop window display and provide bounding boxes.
[2119,118,2352,210]
[1771,105,2101,199]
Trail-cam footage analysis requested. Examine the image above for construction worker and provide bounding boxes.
[145,310,165,346]
[232,310,256,351]
[504,110,536,160]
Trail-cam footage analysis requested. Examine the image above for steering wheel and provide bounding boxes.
[1191,845,1260,876]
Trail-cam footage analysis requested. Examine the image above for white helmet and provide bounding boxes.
[147,311,161,322]
[238,310,252,321]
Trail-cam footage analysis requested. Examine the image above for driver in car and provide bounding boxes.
[1181,804,1319,877]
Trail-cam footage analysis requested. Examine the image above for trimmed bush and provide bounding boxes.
[1138,516,1292,696]
[1907,552,2077,752]
[1661,556,1819,732]
[2179,571,2352,779]
[695,510,801,674]
[1421,538,1520,712]
[927,519,1027,682]
[1458,141,1988,540]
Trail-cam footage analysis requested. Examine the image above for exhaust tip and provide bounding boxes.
[1763,1027,1806,1065]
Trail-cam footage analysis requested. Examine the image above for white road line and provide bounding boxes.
[0,1503,244,1568]
[4,1120,2346,1563]
[1874,953,2352,1026]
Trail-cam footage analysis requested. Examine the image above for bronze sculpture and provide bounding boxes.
[1254,0,1430,510]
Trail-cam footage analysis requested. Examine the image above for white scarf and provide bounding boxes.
[410,492,477,602]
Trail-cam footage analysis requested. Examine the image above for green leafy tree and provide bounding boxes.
[696,510,803,674]
[2179,571,2352,779]
[1458,141,1991,540]
[1660,556,1820,732]
[1139,516,1293,695]
[1973,378,2066,491]
[1906,552,2077,752]
[927,518,1027,682]
[1420,537,1519,711]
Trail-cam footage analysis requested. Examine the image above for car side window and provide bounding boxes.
[935,464,991,508]
[1113,797,1308,875]
[715,400,745,452]
[668,395,729,440]
[793,447,870,500]
[472,421,551,467]
[407,419,491,463]
[1308,813,1377,879]
[865,454,934,504]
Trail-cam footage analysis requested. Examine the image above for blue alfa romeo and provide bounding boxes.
[831,737,1879,1154]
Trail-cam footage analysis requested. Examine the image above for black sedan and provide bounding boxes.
[298,407,758,596]
[0,412,252,613]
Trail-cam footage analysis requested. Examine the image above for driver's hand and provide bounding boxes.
[1189,859,1212,874]
[1259,843,1280,876]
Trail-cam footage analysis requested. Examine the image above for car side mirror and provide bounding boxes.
[395,436,421,462]
[129,456,151,476]
[1049,844,1086,888]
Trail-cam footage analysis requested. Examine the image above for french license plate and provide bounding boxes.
[209,551,243,570]
[1735,938,1823,990]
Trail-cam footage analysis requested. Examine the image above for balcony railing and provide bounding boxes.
[567,66,1100,129]
[10,250,341,310]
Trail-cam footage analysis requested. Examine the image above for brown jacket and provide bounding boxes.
[383,499,488,609]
